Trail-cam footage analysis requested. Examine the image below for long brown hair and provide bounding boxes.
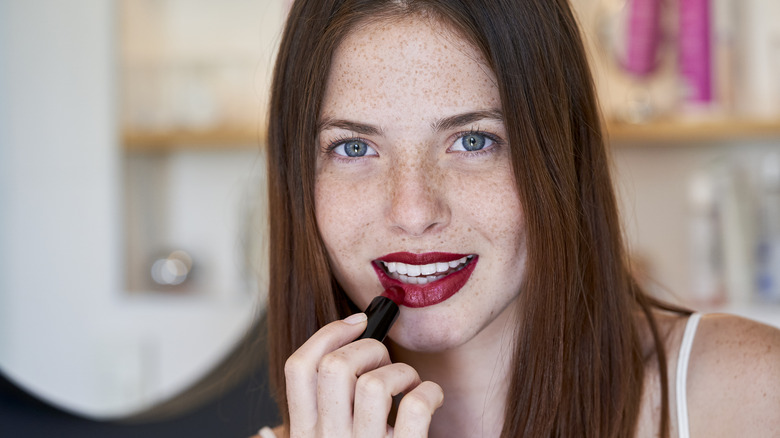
[266,0,680,436]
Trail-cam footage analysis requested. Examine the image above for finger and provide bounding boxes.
[392,381,444,438]
[285,313,367,437]
[353,362,422,437]
[316,338,392,436]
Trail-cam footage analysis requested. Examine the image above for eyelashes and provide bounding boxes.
[448,131,499,154]
[321,129,503,161]
[324,136,378,158]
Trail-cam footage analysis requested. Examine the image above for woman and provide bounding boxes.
[260,0,780,436]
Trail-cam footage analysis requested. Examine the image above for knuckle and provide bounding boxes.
[424,381,444,407]
[318,350,349,376]
[353,338,390,358]
[395,362,418,377]
[355,373,387,398]
[284,354,306,380]
[421,380,443,395]
[399,392,432,417]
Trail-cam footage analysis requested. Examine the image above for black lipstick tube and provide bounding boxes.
[356,295,400,342]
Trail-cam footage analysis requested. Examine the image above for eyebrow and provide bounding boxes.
[317,119,383,136]
[318,109,504,136]
[430,109,504,132]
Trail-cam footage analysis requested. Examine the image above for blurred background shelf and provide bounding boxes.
[123,126,264,151]
[607,118,780,144]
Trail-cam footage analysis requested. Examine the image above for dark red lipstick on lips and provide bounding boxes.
[356,286,403,342]
[373,252,478,308]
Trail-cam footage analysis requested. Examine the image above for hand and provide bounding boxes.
[284,313,444,438]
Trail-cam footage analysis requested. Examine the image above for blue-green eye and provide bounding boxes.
[333,139,377,157]
[451,132,494,152]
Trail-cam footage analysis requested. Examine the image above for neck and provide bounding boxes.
[387,302,517,438]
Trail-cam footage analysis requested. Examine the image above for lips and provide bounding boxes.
[372,252,478,308]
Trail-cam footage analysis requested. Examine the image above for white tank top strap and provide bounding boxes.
[258,426,278,438]
[676,312,702,438]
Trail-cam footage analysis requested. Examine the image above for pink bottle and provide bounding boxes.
[679,0,713,104]
[623,0,663,77]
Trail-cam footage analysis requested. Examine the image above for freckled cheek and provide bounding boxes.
[455,170,526,256]
[454,169,522,218]
[314,174,384,260]
[491,189,525,242]
[493,196,526,258]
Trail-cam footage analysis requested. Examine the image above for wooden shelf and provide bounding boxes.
[123,126,264,152]
[606,118,780,144]
[122,118,780,151]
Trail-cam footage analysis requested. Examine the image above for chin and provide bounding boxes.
[387,314,479,353]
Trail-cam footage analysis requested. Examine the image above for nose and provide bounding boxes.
[386,161,450,236]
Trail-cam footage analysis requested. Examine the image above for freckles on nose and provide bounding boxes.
[388,160,428,204]
[385,158,450,235]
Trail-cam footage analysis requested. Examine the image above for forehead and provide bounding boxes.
[321,15,500,122]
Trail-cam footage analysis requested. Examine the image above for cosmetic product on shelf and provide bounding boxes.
[678,0,713,109]
[756,154,780,303]
[689,169,726,306]
[623,0,662,76]
[719,162,755,305]
[736,0,780,119]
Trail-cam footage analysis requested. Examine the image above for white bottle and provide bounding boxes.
[689,170,726,306]
[756,153,780,302]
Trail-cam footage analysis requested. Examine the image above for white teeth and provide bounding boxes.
[381,256,473,285]
[390,271,450,285]
[449,257,469,268]
[406,264,421,277]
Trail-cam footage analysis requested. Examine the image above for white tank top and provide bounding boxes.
[259,314,704,438]
[676,313,701,438]
[258,426,277,438]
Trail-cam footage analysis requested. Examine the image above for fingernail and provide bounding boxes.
[343,313,367,325]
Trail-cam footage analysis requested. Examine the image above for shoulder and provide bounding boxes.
[687,313,780,436]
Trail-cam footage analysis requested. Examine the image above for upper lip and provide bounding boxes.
[376,252,472,265]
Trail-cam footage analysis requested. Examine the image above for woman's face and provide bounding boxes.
[315,15,527,352]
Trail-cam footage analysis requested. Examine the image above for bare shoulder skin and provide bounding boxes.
[687,313,780,436]
[636,310,780,437]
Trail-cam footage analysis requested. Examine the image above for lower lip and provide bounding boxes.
[372,256,478,308]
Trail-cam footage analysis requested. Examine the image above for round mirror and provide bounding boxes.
[0,0,283,422]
